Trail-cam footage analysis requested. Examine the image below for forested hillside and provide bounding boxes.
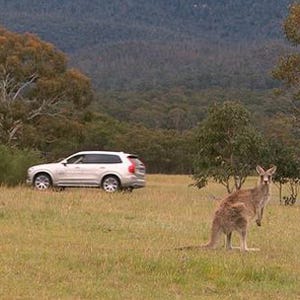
[0,0,296,134]
[0,1,290,46]
[0,0,291,91]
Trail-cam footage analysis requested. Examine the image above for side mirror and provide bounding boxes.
[61,160,67,166]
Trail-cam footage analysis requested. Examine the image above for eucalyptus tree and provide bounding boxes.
[273,3,300,116]
[270,3,300,203]
[193,101,265,193]
[0,27,93,147]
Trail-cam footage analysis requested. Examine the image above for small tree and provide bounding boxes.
[269,141,300,205]
[0,145,41,185]
[193,101,265,193]
[263,115,300,205]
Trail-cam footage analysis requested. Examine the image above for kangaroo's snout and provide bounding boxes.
[260,176,270,185]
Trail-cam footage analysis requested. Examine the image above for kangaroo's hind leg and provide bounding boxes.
[225,232,233,250]
[238,227,260,252]
[240,228,249,251]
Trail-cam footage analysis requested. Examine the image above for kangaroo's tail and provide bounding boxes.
[176,217,222,251]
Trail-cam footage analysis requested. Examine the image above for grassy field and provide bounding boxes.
[0,175,299,299]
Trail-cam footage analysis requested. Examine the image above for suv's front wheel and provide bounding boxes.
[102,176,120,193]
[34,173,52,190]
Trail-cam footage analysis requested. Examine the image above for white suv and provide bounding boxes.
[26,151,146,192]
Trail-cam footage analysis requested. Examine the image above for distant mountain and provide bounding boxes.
[0,0,292,90]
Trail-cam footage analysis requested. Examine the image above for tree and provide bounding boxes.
[0,27,93,147]
[261,114,300,205]
[273,3,300,114]
[270,3,300,204]
[192,101,265,193]
[111,124,195,174]
[268,140,300,205]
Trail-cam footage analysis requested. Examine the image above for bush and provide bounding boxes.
[0,145,42,186]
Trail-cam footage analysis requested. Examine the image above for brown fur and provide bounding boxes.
[203,165,276,251]
[177,165,276,252]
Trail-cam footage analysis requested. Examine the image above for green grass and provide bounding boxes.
[0,175,300,299]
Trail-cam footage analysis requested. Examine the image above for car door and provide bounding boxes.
[80,154,123,185]
[56,154,86,185]
[78,154,107,185]
[56,153,121,186]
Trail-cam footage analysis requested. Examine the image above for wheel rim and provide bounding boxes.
[103,177,119,192]
[34,175,51,190]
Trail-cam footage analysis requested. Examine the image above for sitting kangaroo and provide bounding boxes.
[203,165,276,251]
[177,165,276,251]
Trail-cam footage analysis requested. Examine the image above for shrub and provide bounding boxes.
[0,145,42,186]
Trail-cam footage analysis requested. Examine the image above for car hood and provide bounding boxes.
[28,162,61,171]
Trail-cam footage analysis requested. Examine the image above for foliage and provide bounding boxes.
[0,0,290,91]
[112,125,196,174]
[0,144,41,185]
[270,141,300,205]
[283,2,300,45]
[95,88,284,131]
[0,27,93,147]
[273,3,300,107]
[79,113,196,174]
[270,3,300,204]
[192,101,265,193]
[261,114,300,204]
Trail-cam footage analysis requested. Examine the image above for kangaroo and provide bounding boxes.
[204,165,277,251]
[177,165,276,252]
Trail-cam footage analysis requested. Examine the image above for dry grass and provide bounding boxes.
[0,175,299,299]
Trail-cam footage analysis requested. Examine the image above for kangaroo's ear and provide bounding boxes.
[256,165,265,174]
[267,165,277,175]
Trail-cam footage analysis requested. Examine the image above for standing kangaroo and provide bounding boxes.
[177,165,276,252]
[203,165,277,251]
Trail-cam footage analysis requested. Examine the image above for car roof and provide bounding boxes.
[70,151,133,156]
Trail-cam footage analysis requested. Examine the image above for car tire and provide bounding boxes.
[102,176,120,193]
[33,173,52,190]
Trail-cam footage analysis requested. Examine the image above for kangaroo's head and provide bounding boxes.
[256,165,277,186]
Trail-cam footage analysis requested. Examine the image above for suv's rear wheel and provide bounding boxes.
[34,173,52,190]
[102,176,120,193]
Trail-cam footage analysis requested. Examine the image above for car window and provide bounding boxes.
[82,154,122,164]
[128,156,144,167]
[66,155,84,164]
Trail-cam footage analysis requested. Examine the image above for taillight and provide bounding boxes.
[128,159,135,174]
